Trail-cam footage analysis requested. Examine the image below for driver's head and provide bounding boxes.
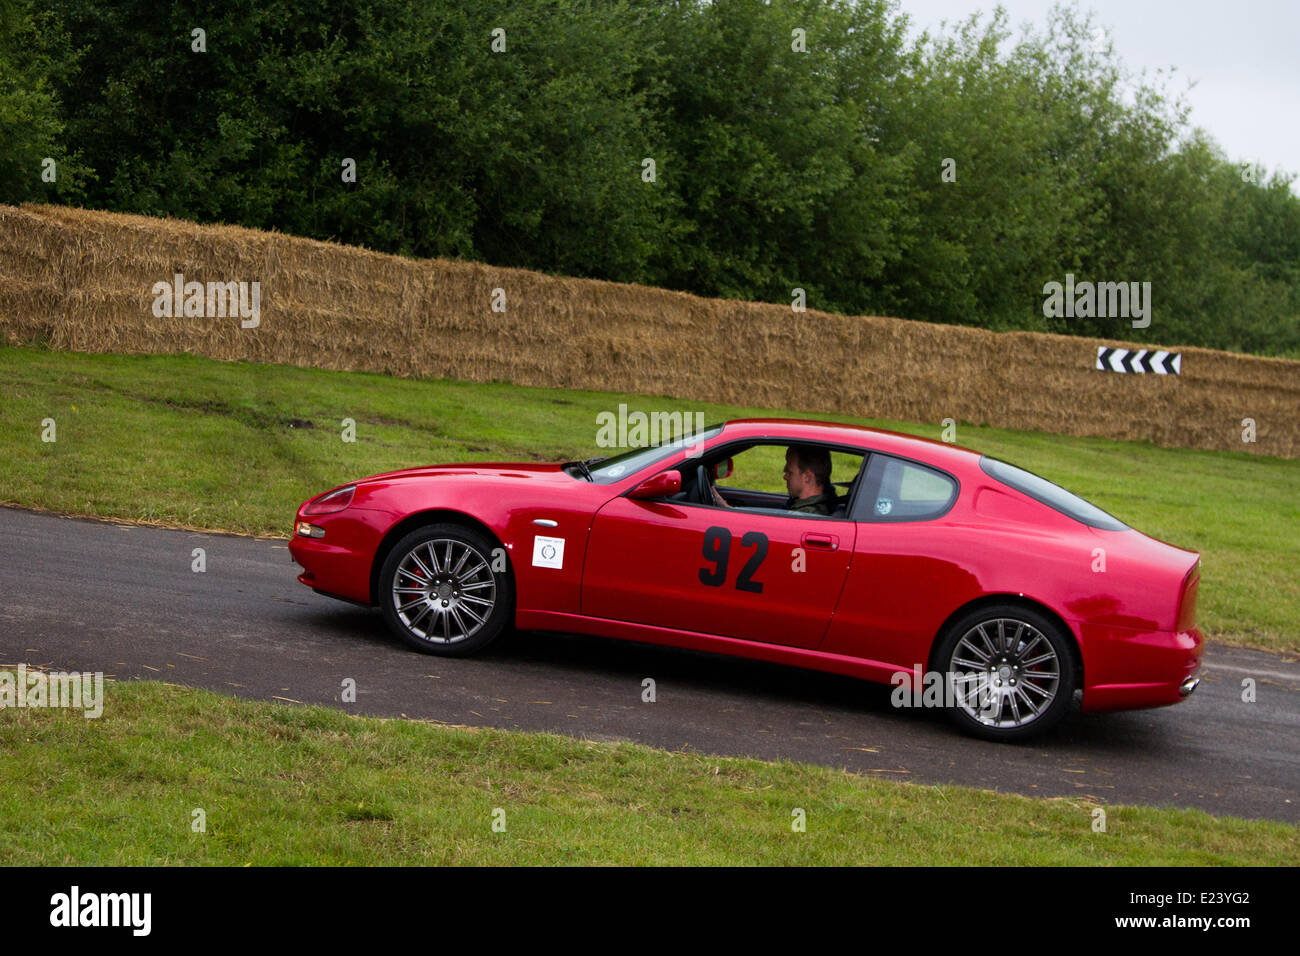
[784,445,831,499]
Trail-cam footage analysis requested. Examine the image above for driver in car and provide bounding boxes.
[711,445,836,515]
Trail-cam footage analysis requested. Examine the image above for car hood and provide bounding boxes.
[356,462,571,484]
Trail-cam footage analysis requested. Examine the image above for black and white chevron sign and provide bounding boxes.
[1096,347,1181,375]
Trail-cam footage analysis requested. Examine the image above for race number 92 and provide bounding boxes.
[699,527,768,593]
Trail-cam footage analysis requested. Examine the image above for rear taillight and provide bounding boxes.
[304,485,355,515]
[1176,562,1200,632]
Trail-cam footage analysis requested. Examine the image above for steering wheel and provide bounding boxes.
[692,463,713,505]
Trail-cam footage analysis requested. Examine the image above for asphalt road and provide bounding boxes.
[2,505,1297,823]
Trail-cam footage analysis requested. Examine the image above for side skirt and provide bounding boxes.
[514,609,906,687]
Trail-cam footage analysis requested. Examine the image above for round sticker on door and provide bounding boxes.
[874,497,893,516]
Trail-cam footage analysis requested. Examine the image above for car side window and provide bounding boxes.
[664,443,864,518]
[852,454,957,522]
[718,445,787,494]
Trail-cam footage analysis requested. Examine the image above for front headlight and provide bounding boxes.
[303,485,355,515]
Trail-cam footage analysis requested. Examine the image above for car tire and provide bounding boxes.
[378,523,513,656]
[932,604,1076,741]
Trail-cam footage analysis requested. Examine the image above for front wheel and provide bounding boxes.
[378,523,513,656]
[933,605,1076,741]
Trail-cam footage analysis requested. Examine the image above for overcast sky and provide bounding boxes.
[897,0,1299,188]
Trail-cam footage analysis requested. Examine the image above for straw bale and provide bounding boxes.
[2,202,1297,457]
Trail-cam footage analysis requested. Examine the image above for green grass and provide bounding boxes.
[1,678,1293,865]
[2,343,1297,654]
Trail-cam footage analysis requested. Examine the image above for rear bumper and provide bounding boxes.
[1077,621,1204,713]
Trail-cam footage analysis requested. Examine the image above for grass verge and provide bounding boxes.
[1,678,1295,865]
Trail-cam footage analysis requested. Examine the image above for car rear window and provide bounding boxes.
[980,457,1128,530]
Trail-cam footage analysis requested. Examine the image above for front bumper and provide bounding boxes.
[288,509,387,605]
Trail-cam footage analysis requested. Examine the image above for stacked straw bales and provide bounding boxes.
[2,203,1297,458]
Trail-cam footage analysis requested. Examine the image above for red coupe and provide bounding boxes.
[289,419,1203,740]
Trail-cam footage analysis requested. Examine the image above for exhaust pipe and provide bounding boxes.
[1179,676,1200,698]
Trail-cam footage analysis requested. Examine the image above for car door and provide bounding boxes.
[820,452,973,665]
[580,476,856,649]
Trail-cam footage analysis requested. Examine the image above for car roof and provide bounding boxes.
[717,418,984,471]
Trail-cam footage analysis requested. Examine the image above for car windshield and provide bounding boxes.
[980,456,1128,530]
[579,424,724,484]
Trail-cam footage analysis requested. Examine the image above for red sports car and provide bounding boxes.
[289,419,1203,740]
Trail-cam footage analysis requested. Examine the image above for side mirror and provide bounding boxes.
[711,457,734,481]
[628,470,682,500]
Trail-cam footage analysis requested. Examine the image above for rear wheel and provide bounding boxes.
[378,523,512,656]
[934,604,1075,741]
